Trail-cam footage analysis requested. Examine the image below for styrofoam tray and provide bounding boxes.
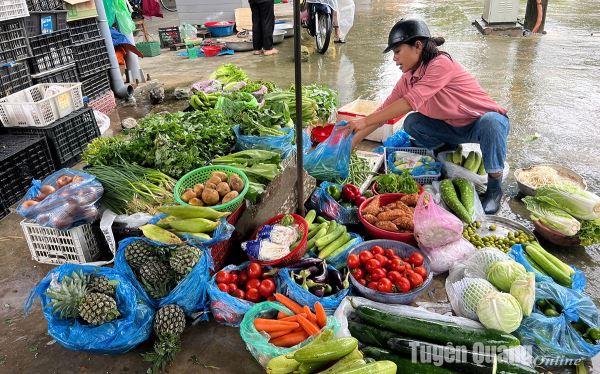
[355,150,384,193]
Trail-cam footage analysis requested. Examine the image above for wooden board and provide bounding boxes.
[235,8,252,31]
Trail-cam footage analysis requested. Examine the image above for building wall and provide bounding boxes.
[175,0,250,24]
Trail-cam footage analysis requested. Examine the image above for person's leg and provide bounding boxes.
[250,1,263,53]
[402,112,465,149]
[333,11,343,42]
[262,1,278,55]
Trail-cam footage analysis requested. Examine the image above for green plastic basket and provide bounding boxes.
[136,41,161,57]
[174,165,249,212]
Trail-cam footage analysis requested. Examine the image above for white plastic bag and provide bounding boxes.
[422,238,476,275]
[93,110,110,134]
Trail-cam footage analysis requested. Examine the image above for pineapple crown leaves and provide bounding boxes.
[142,335,181,374]
[45,270,89,319]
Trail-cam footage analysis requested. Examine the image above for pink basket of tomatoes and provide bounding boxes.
[347,239,432,304]
[208,261,278,326]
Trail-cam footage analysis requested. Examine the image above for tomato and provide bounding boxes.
[229,272,239,285]
[370,245,384,255]
[358,278,367,286]
[414,266,428,279]
[387,271,402,283]
[395,277,411,293]
[347,254,360,269]
[367,281,379,290]
[258,279,276,298]
[359,251,374,264]
[389,258,404,273]
[246,288,261,302]
[232,289,245,299]
[407,272,424,288]
[238,270,249,285]
[351,268,364,280]
[365,259,381,273]
[217,283,228,292]
[365,274,373,282]
[246,278,261,291]
[371,268,387,281]
[384,249,396,259]
[404,263,413,273]
[377,278,393,293]
[408,252,425,267]
[374,254,388,268]
[267,296,276,302]
[405,269,415,277]
[247,262,263,279]
[227,283,238,294]
[215,271,230,284]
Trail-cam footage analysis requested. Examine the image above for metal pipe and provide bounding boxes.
[124,32,145,83]
[294,0,304,215]
[94,0,134,98]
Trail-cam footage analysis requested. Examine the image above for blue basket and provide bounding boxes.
[207,25,235,37]
[384,146,441,185]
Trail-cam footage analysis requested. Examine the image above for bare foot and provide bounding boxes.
[253,50,263,55]
[263,48,279,56]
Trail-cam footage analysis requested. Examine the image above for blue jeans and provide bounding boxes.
[403,112,510,174]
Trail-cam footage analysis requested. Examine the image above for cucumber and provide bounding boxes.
[306,226,328,251]
[496,359,538,374]
[529,242,574,276]
[356,306,520,350]
[316,216,328,224]
[452,148,463,165]
[293,337,358,363]
[319,232,351,259]
[477,161,486,176]
[348,320,399,348]
[523,252,547,275]
[305,210,317,225]
[308,223,328,239]
[463,151,479,172]
[334,360,397,374]
[266,354,300,374]
[440,179,473,223]
[453,178,475,217]
[525,245,572,287]
[328,237,360,260]
[315,349,364,374]
[363,347,458,374]
[315,224,346,249]
[471,152,482,173]
[295,330,335,373]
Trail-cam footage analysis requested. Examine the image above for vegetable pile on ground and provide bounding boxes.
[523,242,575,287]
[307,214,359,259]
[289,258,349,297]
[264,90,318,126]
[361,194,418,232]
[180,170,245,207]
[373,170,419,194]
[215,262,277,303]
[462,221,536,252]
[148,205,230,243]
[242,214,304,263]
[348,245,427,293]
[291,84,338,124]
[446,146,486,175]
[440,178,476,223]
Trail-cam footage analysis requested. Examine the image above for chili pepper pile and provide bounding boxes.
[289,258,349,297]
[215,262,277,302]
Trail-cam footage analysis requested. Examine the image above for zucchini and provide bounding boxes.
[440,179,473,223]
[463,151,479,172]
[348,320,399,348]
[319,232,351,259]
[525,244,572,287]
[528,242,574,276]
[356,306,520,350]
[453,178,475,216]
[472,152,482,173]
[315,224,346,249]
[328,237,360,260]
[523,252,547,275]
[308,223,328,239]
[266,354,300,374]
[451,148,463,165]
[496,359,538,374]
[316,216,328,224]
[363,346,458,374]
[307,226,329,251]
[305,210,317,225]
[477,161,486,176]
[293,337,358,363]
[316,349,364,374]
[334,360,397,374]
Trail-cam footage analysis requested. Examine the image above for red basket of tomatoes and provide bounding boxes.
[358,193,417,245]
[249,214,309,267]
[347,239,432,304]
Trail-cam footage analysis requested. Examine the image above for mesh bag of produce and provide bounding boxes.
[461,247,512,279]
[304,121,353,181]
[24,264,154,354]
[446,277,498,320]
[306,181,359,225]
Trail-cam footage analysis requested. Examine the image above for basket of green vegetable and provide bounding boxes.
[372,171,424,195]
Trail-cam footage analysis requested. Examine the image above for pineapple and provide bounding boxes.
[169,245,201,276]
[125,241,160,269]
[143,304,186,373]
[87,275,118,297]
[154,304,186,337]
[138,261,175,299]
[78,292,120,325]
[45,270,88,319]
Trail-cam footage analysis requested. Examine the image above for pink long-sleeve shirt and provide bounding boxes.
[381,54,507,126]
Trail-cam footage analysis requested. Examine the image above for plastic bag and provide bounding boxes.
[17,169,103,230]
[278,265,350,313]
[432,179,486,223]
[24,264,154,354]
[179,23,197,41]
[240,301,339,367]
[461,247,512,279]
[414,192,464,249]
[114,237,212,317]
[108,0,135,35]
[233,125,310,159]
[326,232,363,269]
[304,121,353,181]
[509,245,586,292]
[306,181,358,225]
[336,0,354,41]
[516,281,600,360]
[207,262,255,327]
[422,238,476,275]
[387,150,442,177]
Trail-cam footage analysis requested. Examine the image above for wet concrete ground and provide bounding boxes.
[1,0,599,372]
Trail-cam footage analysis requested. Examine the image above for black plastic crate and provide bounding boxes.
[0,135,55,207]
[25,10,67,36]
[1,107,99,168]
[0,18,31,64]
[31,63,78,84]
[0,62,32,98]
[0,197,8,220]
[67,17,101,44]
[81,70,110,100]
[26,0,63,11]
[28,29,74,74]
[72,39,110,79]
[158,26,181,48]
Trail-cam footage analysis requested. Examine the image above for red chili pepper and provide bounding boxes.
[342,184,360,202]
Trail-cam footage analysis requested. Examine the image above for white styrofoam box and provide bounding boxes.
[336,99,406,143]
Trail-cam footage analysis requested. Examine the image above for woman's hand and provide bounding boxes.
[347,117,368,133]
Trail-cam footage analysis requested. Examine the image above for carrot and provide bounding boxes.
[314,302,327,328]
[268,328,295,339]
[297,314,320,336]
[303,305,318,325]
[279,313,307,322]
[270,330,309,347]
[274,293,304,315]
[277,311,290,320]
[253,319,299,332]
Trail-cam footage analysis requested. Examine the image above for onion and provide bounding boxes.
[35,193,47,202]
[56,175,73,188]
[21,200,38,209]
[71,176,85,184]
[40,185,56,196]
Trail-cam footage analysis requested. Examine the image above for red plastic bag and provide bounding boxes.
[413,192,463,250]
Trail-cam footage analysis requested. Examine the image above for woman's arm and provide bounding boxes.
[350,97,413,147]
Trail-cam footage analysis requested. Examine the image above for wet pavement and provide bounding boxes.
[1,0,599,372]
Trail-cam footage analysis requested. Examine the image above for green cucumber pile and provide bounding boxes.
[440,178,475,223]
[524,242,574,287]
[306,211,360,261]
[447,146,486,175]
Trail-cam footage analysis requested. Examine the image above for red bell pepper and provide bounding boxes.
[354,195,367,207]
[342,184,361,202]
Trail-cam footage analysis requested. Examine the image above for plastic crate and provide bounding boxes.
[89,89,115,114]
[158,26,181,48]
[67,17,101,44]
[81,70,110,101]
[0,18,32,64]
[0,198,9,221]
[337,99,405,142]
[2,107,99,167]
[28,29,74,74]
[21,220,101,265]
[0,135,55,206]
[0,63,32,98]
[0,82,83,127]
[384,146,441,185]
[25,10,67,36]
[0,0,29,22]
[25,0,63,11]
[31,63,78,84]
[209,201,246,271]
[136,41,161,57]
[71,39,109,78]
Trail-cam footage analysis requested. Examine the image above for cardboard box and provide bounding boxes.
[336,99,406,143]
[64,0,97,21]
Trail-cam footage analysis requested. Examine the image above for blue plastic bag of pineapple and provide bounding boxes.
[304,121,353,181]
[24,264,154,354]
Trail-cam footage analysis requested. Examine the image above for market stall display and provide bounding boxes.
[358,194,418,243]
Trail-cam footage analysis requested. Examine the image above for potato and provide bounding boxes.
[202,188,220,205]
[189,197,205,206]
[222,191,239,204]
[181,188,196,203]
[212,171,228,183]
[193,184,204,197]
[207,176,222,186]
[205,182,217,190]
[228,174,244,193]
[216,182,231,197]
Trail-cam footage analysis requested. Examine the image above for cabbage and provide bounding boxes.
[535,183,600,221]
[579,219,600,247]
[477,291,523,333]
[523,197,581,236]
[510,272,535,317]
[461,279,497,316]
[486,260,526,292]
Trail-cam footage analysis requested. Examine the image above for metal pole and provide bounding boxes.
[294,0,305,216]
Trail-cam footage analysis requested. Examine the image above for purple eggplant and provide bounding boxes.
[310,285,326,297]
[311,261,329,283]
[288,258,323,269]
[327,267,344,292]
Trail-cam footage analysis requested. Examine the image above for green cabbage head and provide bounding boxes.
[477,291,523,333]
[486,260,527,292]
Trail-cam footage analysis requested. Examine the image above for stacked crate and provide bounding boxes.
[0,0,33,99]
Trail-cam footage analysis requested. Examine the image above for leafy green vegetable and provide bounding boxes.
[237,108,292,136]
[579,219,600,246]
[211,150,281,166]
[374,170,419,194]
[523,196,581,236]
[535,183,600,221]
[242,80,278,95]
[224,163,280,185]
[246,182,266,203]
[510,272,535,317]
[82,136,129,166]
[476,291,523,333]
[264,90,318,126]
[486,260,527,292]
[293,84,338,123]
[209,64,248,85]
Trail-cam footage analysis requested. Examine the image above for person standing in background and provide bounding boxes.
[249,0,279,55]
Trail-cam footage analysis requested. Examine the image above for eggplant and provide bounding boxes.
[310,285,326,297]
[311,261,329,283]
[327,267,344,292]
[288,258,323,269]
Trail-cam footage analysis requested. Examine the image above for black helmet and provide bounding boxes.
[383,19,430,53]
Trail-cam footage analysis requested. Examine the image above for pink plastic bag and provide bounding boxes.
[414,192,464,250]
[422,238,475,274]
